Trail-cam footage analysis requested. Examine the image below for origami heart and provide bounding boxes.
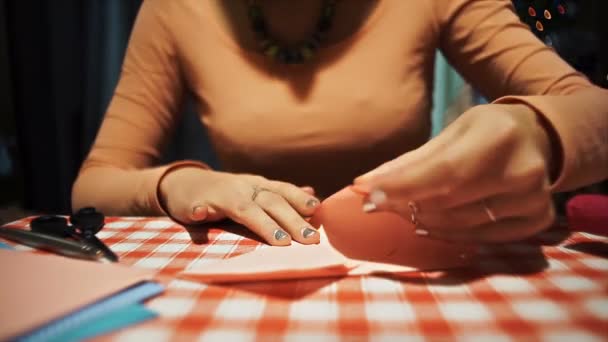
[309,186,477,270]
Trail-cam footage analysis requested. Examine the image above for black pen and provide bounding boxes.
[0,227,104,261]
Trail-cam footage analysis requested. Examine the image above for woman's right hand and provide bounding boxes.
[159,167,321,246]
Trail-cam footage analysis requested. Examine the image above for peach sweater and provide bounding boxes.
[72,0,608,215]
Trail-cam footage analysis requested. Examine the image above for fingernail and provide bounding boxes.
[306,198,320,208]
[301,227,317,238]
[274,229,289,241]
[301,186,315,195]
[191,206,207,220]
[415,228,429,236]
[369,189,387,205]
[363,202,377,213]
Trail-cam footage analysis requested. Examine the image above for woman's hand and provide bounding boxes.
[353,104,556,243]
[159,168,321,246]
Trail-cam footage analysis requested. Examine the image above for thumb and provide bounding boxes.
[190,205,209,222]
[353,124,457,190]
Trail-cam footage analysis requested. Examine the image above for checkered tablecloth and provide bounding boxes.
[3,217,607,341]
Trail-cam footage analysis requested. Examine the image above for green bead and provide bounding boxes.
[300,46,314,59]
[248,5,262,19]
[265,45,279,58]
[259,39,272,49]
[247,0,335,64]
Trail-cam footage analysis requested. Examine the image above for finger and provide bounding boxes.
[169,203,209,225]
[169,202,222,224]
[416,189,552,232]
[353,116,465,194]
[226,201,292,246]
[300,186,316,195]
[267,180,320,216]
[355,120,462,185]
[427,204,556,243]
[360,152,549,217]
[355,114,537,212]
[190,205,209,222]
[411,172,548,213]
[253,190,320,244]
[353,146,444,200]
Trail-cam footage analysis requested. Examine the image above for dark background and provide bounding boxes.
[0,0,606,217]
[0,0,220,216]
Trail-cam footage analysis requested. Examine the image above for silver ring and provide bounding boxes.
[408,201,420,225]
[251,185,272,201]
[408,201,429,236]
[483,200,497,223]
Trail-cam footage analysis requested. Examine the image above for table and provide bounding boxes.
[4,216,607,341]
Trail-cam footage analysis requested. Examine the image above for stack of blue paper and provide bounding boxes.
[17,281,163,342]
[0,248,164,342]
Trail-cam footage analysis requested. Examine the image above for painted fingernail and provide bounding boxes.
[415,228,429,236]
[274,229,289,241]
[369,189,387,205]
[363,202,377,213]
[301,227,317,238]
[306,198,320,208]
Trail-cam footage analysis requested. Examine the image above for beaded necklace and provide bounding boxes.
[246,0,337,64]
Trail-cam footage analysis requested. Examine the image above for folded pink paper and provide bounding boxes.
[179,187,477,283]
[0,249,156,341]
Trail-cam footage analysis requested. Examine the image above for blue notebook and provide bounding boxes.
[15,281,164,342]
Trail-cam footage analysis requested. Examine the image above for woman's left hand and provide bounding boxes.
[353,103,557,243]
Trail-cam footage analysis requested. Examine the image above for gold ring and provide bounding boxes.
[483,200,497,223]
[251,185,272,201]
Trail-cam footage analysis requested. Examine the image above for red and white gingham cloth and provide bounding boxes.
[4,217,607,341]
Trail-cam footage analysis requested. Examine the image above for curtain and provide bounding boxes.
[0,2,20,206]
[4,0,219,214]
[4,0,142,213]
[431,52,469,136]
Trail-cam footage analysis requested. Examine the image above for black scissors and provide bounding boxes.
[30,207,119,262]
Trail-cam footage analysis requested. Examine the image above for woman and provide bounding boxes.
[72,0,608,246]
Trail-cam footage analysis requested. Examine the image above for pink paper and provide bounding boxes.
[0,249,155,341]
[180,187,477,283]
[181,243,353,283]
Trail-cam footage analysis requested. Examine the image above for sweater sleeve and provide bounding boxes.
[434,0,608,191]
[72,0,209,216]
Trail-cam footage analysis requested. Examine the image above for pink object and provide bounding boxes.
[180,187,477,283]
[0,249,155,341]
[312,186,477,269]
[567,194,608,235]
